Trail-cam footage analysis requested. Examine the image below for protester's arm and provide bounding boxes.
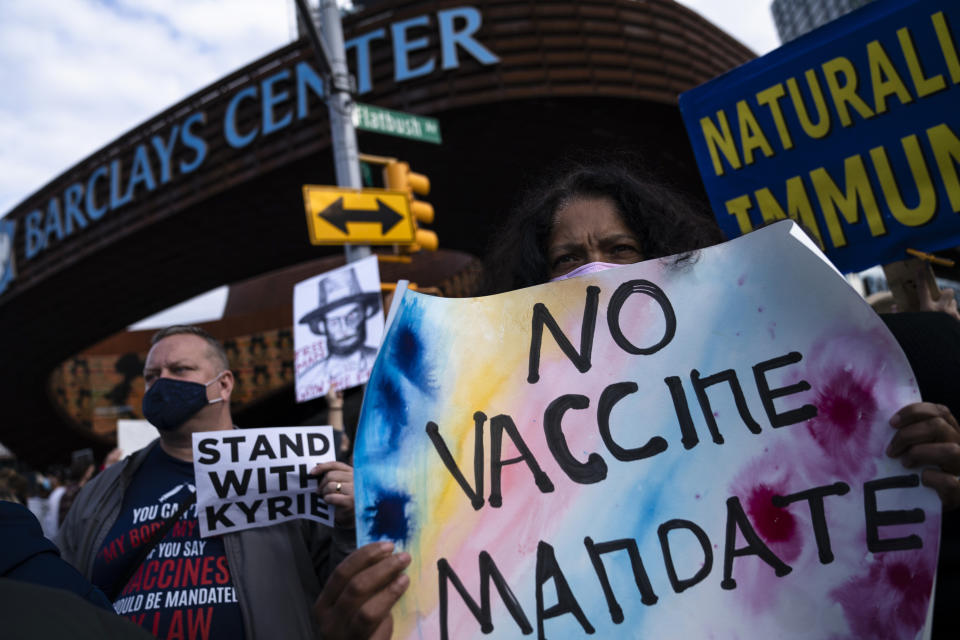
[888,402,960,510]
[314,542,410,640]
[908,276,960,320]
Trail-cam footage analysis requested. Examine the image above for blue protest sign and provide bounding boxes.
[679,0,960,273]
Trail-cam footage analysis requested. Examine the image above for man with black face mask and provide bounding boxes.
[58,326,411,639]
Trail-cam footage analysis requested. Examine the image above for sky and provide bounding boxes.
[0,0,781,327]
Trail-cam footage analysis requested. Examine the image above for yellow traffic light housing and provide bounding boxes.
[383,160,438,252]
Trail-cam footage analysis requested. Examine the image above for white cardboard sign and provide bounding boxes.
[354,223,941,639]
[117,419,159,457]
[192,426,336,537]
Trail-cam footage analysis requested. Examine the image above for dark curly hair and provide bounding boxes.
[482,161,725,294]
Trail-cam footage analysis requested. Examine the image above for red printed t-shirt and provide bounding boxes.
[91,445,244,640]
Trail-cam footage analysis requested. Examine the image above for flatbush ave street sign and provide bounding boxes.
[352,103,442,144]
[302,186,416,245]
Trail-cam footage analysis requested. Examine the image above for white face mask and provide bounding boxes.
[550,261,623,282]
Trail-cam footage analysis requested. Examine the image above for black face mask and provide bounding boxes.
[141,372,224,432]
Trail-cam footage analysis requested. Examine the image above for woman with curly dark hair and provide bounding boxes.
[482,160,725,293]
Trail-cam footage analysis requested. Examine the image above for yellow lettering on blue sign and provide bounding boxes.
[822,56,875,127]
[737,100,775,165]
[698,11,960,179]
[933,12,960,83]
[898,26,947,97]
[866,40,913,114]
[756,85,794,150]
[870,135,936,226]
[700,111,741,177]
[786,72,832,139]
[928,123,960,212]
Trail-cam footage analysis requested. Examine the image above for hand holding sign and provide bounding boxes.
[311,460,356,528]
[888,401,960,509]
[313,541,411,640]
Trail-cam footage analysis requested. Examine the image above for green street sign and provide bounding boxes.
[353,103,442,145]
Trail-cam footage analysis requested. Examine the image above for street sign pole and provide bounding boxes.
[319,0,369,264]
[296,0,370,264]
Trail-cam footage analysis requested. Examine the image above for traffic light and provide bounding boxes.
[384,160,438,252]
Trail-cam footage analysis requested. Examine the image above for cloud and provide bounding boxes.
[676,0,781,55]
[0,0,290,215]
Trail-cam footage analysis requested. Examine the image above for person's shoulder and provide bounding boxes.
[0,502,58,573]
[0,501,49,543]
[70,442,156,513]
[0,500,40,528]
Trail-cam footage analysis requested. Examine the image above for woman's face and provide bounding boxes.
[546,195,644,280]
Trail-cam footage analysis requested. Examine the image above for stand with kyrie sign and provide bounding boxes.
[192,426,338,537]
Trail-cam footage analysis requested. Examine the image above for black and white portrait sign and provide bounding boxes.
[293,255,385,402]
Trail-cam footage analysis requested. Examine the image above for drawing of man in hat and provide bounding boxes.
[297,266,382,395]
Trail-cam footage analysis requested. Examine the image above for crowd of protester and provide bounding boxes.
[0,453,110,539]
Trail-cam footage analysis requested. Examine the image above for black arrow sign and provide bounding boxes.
[318,197,404,235]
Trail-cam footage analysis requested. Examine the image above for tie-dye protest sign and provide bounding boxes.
[354,222,940,639]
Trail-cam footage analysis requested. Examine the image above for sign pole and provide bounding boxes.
[297,0,370,264]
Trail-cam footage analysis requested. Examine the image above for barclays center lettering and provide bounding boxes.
[17,6,498,265]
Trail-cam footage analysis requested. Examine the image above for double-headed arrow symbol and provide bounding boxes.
[318,197,404,234]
